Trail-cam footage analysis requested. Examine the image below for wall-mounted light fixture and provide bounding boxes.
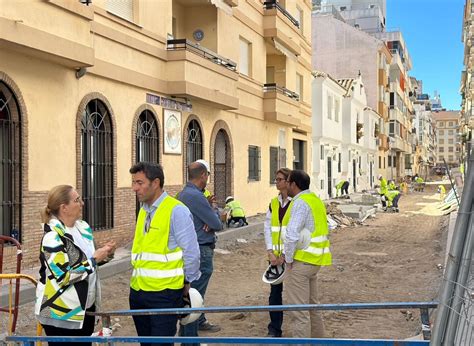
[79,0,92,5]
[75,67,87,79]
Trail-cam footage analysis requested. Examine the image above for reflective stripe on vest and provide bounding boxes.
[292,192,332,266]
[270,196,290,256]
[131,196,185,292]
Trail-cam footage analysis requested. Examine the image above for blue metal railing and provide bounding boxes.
[7,302,438,345]
[6,336,430,345]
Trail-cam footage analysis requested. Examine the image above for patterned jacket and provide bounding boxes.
[35,218,101,329]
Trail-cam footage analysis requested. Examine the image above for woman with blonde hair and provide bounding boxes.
[35,185,116,346]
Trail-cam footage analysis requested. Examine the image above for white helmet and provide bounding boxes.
[280,228,312,250]
[195,159,210,174]
[262,264,286,285]
[180,288,204,325]
[225,196,234,204]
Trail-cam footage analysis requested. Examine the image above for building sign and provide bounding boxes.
[146,93,192,112]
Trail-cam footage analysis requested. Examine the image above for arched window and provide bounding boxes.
[0,82,21,240]
[136,110,159,163]
[185,119,202,179]
[81,99,113,230]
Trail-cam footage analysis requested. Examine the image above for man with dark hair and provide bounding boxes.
[283,169,332,339]
[178,161,223,342]
[129,162,201,346]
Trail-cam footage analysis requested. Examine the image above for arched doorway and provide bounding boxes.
[213,129,231,207]
[0,81,22,240]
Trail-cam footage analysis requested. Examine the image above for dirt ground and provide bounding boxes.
[8,184,448,342]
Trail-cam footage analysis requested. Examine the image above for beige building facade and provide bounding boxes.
[0,0,313,268]
[433,111,461,167]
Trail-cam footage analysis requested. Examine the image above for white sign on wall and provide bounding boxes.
[163,109,182,155]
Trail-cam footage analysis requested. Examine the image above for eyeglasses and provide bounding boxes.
[274,178,286,183]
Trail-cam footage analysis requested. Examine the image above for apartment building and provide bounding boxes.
[312,71,378,199]
[433,111,461,167]
[412,78,437,178]
[0,0,313,268]
[311,10,390,179]
[460,0,474,165]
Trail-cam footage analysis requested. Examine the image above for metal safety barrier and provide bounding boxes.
[7,301,437,345]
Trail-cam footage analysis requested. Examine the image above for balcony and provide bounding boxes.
[263,83,301,128]
[389,106,405,125]
[389,135,405,152]
[378,101,388,120]
[378,133,389,151]
[378,68,388,87]
[166,39,238,110]
[263,1,301,57]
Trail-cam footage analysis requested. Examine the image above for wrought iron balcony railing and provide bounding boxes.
[263,83,299,101]
[263,0,300,29]
[167,39,237,72]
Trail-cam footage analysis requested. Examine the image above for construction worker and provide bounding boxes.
[414,175,425,192]
[178,161,224,341]
[388,180,397,191]
[378,174,388,210]
[282,170,331,339]
[438,185,446,201]
[225,196,248,227]
[263,168,292,337]
[129,162,201,346]
[385,189,401,212]
[335,180,349,197]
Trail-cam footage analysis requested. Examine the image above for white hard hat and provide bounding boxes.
[180,288,204,325]
[378,174,383,180]
[196,159,210,174]
[262,264,286,285]
[225,196,234,203]
[280,228,312,250]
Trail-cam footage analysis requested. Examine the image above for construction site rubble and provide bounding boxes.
[326,202,362,228]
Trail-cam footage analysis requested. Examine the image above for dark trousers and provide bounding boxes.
[341,181,349,195]
[392,194,401,208]
[42,305,96,346]
[267,283,283,336]
[130,287,184,346]
[227,216,247,226]
[180,244,215,346]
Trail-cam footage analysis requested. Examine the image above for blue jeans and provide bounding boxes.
[180,244,214,346]
[130,288,184,346]
[268,283,283,336]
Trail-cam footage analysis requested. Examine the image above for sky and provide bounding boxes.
[387,0,465,110]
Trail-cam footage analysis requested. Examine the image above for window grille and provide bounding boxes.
[81,99,114,231]
[0,82,21,240]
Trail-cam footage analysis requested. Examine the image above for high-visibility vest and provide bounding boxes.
[131,196,185,292]
[335,181,344,190]
[292,193,332,266]
[380,178,388,195]
[386,189,400,202]
[270,197,290,256]
[226,200,245,217]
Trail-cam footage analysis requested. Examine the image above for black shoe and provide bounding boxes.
[198,321,221,332]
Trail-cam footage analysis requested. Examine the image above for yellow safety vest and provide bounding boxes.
[292,193,332,266]
[380,178,388,195]
[270,197,290,256]
[226,200,245,217]
[131,196,185,292]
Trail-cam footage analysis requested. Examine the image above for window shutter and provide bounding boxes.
[106,0,134,21]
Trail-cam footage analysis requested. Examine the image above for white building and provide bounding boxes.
[312,71,378,199]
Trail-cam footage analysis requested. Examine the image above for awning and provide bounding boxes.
[211,0,233,15]
[273,38,297,61]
